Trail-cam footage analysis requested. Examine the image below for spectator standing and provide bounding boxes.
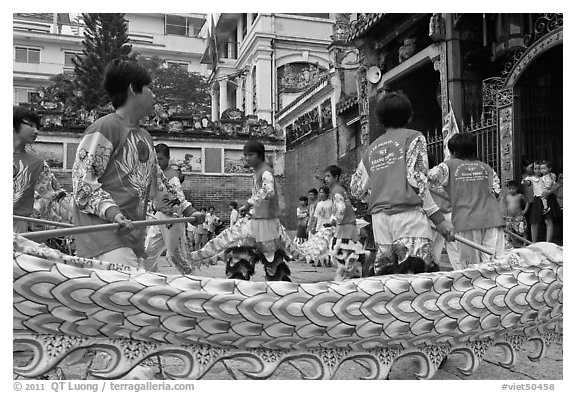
[295,196,309,244]
[307,188,319,236]
[314,186,333,232]
[229,201,239,227]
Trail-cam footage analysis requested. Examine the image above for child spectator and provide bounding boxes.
[539,161,557,215]
[203,205,220,241]
[295,196,309,244]
[193,207,208,250]
[428,132,505,267]
[229,201,239,227]
[503,180,528,248]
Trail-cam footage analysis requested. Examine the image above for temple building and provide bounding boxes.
[200,13,336,125]
[280,13,563,228]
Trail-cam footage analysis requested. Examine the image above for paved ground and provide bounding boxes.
[14,253,563,380]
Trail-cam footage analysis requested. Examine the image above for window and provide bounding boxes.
[164,14,202,37]
[165,15,187,36]
[64,51,83,70]
[204,148,223,173]
[15,47,40,64]
[14,87,39,104]
[287,13,330,19]
[166,60,189,72]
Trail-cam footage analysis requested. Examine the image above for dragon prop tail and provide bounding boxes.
[179,219,337,269]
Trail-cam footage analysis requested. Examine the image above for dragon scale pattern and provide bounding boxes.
[13,234,562,379]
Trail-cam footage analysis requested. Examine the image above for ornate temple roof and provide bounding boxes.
[275,71,332,118]
[347,13,386,41]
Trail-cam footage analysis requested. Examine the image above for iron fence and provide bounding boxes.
[426,117,500,177]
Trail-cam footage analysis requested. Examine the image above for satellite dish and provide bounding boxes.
[366,66,382,84]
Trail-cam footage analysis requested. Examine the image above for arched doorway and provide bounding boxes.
[514,44,563,175]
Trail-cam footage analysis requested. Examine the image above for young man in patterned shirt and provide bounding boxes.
[234,140,291,281]
[13,107,68,233]
[71,59,203,268]
[350,92,454,275]
[142,143,192,272]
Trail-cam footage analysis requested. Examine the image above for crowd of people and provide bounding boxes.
[14,59,562,286]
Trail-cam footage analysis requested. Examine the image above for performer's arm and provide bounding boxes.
[247,170,275,208]
[428,162,450,188]
[350,161,370,201]
[406,135,444,226]
[156,165,197,218]
[329,193,346,226]
[72,132,120,222]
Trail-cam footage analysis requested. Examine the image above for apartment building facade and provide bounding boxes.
[13,13,207,104]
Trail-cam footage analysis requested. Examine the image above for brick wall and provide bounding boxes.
[182,174,252,226]
[53,170,287,227]
[284,131,338,229]
[184,174,287,227]
[284,123,372,229]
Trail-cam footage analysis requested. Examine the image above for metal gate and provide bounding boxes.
[426,105,500,176]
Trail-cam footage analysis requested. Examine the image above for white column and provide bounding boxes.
[211,90,219,121]
[255,57,272,123]
[247,13,253,27]
[237,18,244,44]
[245,73,253,115]
[219,79,229,115]
[236,78,244,111]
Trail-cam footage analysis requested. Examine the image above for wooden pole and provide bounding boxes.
[20,216,202,242]
[13,215,74,228]
[431,226,495,256]
[428,188,532,245]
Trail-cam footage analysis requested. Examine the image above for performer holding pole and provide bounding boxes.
[13,107,69,233]
[71,59,202,269]
[428,133,505,267]
[324,165,360,280]
[233,140,291,281]
[428,153,462,270]
[350,92,454,275]
[142,143,194,272]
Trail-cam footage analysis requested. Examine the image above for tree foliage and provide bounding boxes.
[73,13,135,110]
[137,56,211,118]
[41,74,77,109]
